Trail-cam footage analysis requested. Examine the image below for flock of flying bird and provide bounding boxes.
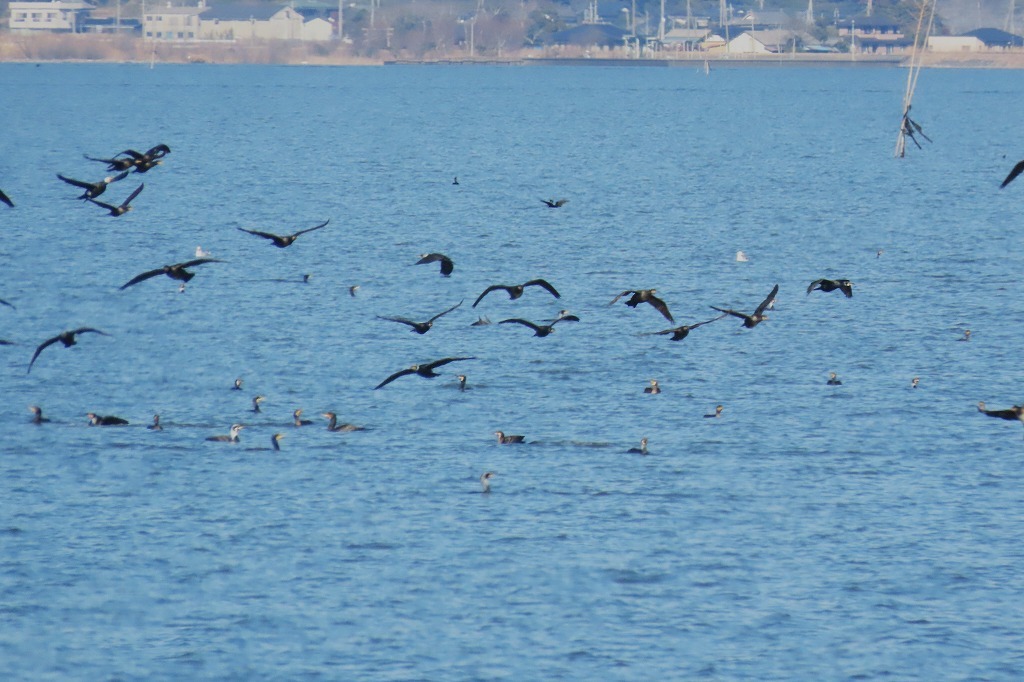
[4,146,1024,492]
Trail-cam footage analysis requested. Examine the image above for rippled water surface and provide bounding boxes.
[2,62,1024,680]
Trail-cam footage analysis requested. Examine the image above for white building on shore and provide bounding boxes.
[9,0,95,33]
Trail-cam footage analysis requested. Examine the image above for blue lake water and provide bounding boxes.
[1,62,1024,679]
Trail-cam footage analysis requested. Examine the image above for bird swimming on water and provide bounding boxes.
[232,378,243,391]
[416,253,454,277]
[148,414,163,430]
[495,431,525,444]
[293,409,312,427]
[627,438,648,454]
[827,372,843,385]
[57,170,130,200]
[711,284,779,329]
[322,412,365,432]
[704,405,724,418]
[251,395,265,413]
[119,258,223,290]
[207,424,244,442]
[375,357,475,389]
[270,433,284,451]
[959,329,971,342]
[540,198,568,208]
[473,279,560,307]
[29,406,50,425]
[86,183,143,217]
[87,412,129,426]
[911,377,920,389]
[644,379,661,394]
[457,374,468,391]
[807,279,853,298]
[609,289,674,323]
[28,327,110,374]
[377,300,463,334]
[480,471,494,492]
[643,314,726,341]
[237,220,329,248]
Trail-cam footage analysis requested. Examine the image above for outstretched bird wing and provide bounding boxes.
[120,183,144,207]
[374,367,417,390]
[807,279,825,295]
[1000,160,1024,189]
[179,258,224,269]
[376,315,420,329]
[27,335,62,373]
[145,144,171,158]
[0,189,11,208]
[473,285,510,308]
[646,294,674,322]
[291,219,330,238]
[644,326,680,336]
[238,227,282,241]
[523,279,561,298]
[120,267,167,290]
[710,305,749,322]
[499,318,543,333]
[690,313,728,329]
[608,290,636,306]
[754,284,780,318]
[427,300,463,324]
[84,154,133,170]
[57,174,94,191]
[87,197,119,212]
[73,327,109,337]
[422,356,475,371]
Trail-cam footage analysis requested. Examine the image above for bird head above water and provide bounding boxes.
[480,471,495,492]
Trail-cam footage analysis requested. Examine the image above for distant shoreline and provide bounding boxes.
[3,34,1024,69]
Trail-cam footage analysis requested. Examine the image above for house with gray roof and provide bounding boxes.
[961,28,1023,48]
